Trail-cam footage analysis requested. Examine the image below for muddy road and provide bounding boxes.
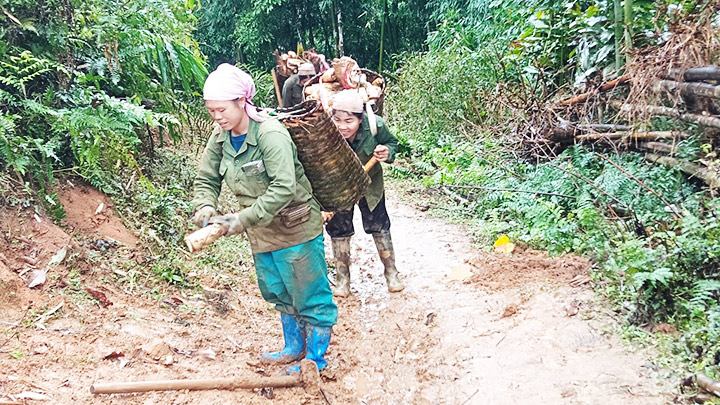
[0,186,671,404]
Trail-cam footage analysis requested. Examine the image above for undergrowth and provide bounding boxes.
[386,13,720,381]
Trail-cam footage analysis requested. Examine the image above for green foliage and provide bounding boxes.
[196,0,432,71]
[153,250,190,285]
[237,64,275,108]
[0,0,206,210]
[387,41,503,153]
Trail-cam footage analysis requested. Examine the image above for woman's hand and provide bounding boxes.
[373,144,390,162]
[192,206,216,228]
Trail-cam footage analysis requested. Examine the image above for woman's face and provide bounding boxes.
[205,99,246,132]
[331,110,362,140]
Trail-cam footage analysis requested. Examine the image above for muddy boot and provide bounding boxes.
[285,324,332,374]
[373,230,405,293]
[261,313,305,364]
[331,237,351,298]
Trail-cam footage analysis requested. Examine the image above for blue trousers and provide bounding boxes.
[253,235,338,327]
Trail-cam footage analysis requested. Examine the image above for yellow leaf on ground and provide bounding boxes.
[493,235,515,254]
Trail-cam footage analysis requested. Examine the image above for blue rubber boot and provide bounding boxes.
[285,324,332,374]
[261,313,306,364]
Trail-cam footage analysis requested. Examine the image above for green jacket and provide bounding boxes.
[193,119,322,253]
[349,115,398,211]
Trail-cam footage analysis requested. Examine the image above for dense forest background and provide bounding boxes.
[2,0,720,380]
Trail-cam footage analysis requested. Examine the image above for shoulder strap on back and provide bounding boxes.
[366,102,378,136]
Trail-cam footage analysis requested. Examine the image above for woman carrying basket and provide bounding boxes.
[326,90,406,297]
[191,63,337,373]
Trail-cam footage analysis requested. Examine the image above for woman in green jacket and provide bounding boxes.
[326,90,405,297]
[191,63,337,373]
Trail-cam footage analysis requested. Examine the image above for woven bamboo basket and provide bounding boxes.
[302,68,386,115]
[277,101,370,211]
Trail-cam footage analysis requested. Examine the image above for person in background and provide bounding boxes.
[282,62,316,108]
[325,90,405,297]
[192,63,337,373]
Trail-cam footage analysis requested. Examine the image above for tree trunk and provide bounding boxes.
[329,0,338,58]
[614,0,623,69]
[336,0,344,56]
[307,5,315,48]
[378,0,388,72]
[321,8,332,56]
[391,0,400,55]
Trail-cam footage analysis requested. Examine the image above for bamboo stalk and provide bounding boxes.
[613,0,623,69]
[609,100,720,129]
[645,153,720,188]
[92,359,320,394]
[576,131,685,141]
[271,69,283,106]
[552,123,633,137]
[560,75,631,105]
[668,66,720,82]
[576,123,634,132]
[656,80,720,100]
[639,142,676,154]
[92,375,298,394]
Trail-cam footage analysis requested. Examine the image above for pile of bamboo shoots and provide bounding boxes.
[273,49,330,78]
[303,56,384,107]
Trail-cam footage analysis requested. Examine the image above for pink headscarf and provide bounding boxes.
[203,63,265,122]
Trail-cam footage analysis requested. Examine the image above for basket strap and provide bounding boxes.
[366,102,378,137]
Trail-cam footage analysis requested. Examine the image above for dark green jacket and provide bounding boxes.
[349,115,398,211]
[192,119,322,253]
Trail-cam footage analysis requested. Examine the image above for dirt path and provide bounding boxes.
[0,187,672,404]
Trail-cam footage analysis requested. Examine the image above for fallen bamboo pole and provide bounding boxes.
[609,100,720,129]
[91,359,320,394]
[560,74,631,105]
[639,142,676,154]
[697,373,720,397]
[645,153,720,188]
[655,80,720,100]
[576,131,686,141]
[667,66,720,82]
[550,123,634,138]
[576,123,633,132]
